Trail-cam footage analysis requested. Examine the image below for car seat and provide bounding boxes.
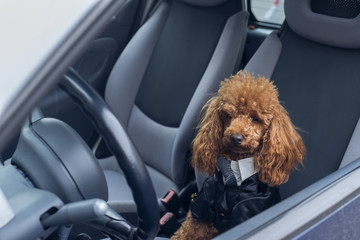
[100,0,249,213]
[242,0,360,199]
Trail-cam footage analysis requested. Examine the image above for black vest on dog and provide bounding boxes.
[190,158,280,233]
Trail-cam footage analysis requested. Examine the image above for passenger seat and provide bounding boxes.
[244,0,360,199]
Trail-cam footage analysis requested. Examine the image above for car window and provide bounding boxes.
[251,0,285,24]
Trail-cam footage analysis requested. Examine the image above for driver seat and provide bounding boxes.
[100,0,249,213]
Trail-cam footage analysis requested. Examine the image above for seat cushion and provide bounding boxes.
[105,166,178,213]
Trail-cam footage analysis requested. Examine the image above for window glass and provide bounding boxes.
[251,0,285,24]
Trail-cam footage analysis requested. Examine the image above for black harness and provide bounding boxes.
[190,157,280,233]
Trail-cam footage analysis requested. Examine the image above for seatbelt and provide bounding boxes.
[339,118,360,168]
[140,0,162,26]
[244,31,282,79]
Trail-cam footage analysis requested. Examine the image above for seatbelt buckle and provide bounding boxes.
[161,190,180,213]
[161,189,184,216]
[159,212,180,237]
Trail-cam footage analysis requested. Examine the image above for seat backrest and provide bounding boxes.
[245,0,360,199]
[105,0,248,188]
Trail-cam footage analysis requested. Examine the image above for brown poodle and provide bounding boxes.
[172,71,306,240]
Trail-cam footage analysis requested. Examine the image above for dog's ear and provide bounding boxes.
[192,96,223,175]
[256,106,306,186]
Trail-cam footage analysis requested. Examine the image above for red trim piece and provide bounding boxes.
[161,190,175,204]
[160,212,174,225]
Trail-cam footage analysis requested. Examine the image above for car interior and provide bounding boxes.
[1,0,360,239]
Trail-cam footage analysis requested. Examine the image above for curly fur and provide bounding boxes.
[172,212,219,240]
[172,71,305,239]
[192,71,305,186]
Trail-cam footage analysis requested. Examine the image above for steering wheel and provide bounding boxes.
[59,68,159,239]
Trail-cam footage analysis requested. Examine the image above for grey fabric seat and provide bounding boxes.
[100,0,249,213]
[243,0,360,199]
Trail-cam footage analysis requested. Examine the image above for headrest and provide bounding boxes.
[285,0,360,49]
[311,0,360,19]
[181,0,227,7]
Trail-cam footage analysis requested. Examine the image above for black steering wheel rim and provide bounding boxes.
[59,68,159,240]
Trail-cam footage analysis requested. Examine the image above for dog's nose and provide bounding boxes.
[230,134,244,146]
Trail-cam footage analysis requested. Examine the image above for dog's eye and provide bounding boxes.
[252,116,260,123]
[223,112,231,119]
